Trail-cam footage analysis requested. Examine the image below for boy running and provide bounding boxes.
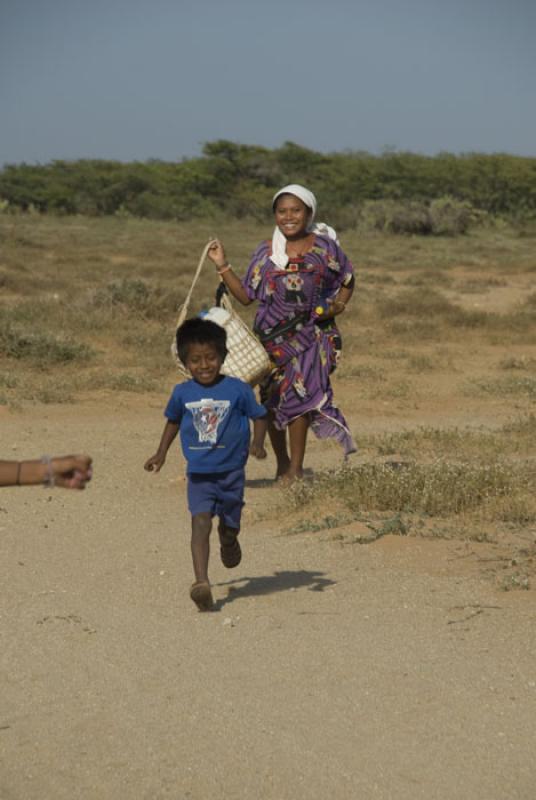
[144,318,267,611]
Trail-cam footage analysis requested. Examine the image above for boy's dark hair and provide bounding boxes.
[175,317,228,366]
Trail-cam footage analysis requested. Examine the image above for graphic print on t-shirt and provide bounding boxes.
[185,399,230,445]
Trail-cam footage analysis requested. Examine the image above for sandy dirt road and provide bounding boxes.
[1,402,536,799]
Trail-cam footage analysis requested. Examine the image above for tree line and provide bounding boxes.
[1,141,535,226]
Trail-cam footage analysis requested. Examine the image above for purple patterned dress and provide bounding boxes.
[242,235,357,455]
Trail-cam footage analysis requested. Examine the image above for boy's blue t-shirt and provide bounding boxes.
[165,375,266,474]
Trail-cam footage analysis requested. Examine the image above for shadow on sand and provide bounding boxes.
[212,569,335,611]
[244,477,276,489]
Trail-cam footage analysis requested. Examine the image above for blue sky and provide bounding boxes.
[1,0,535,165]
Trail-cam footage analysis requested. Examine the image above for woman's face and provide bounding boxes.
[274,194,310,239]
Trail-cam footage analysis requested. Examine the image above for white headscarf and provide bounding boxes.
[271,184,338,269]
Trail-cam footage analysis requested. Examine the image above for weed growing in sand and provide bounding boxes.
[466,376,536,399]
[499,573,530,591]
[0,321,93,366]
[90,372,159,393]
[499,356,536,371]
[376,288,536,344]
[284,461,535,521]
[91,278,181,319]
[337,364,386,381]
[285,514,355,534]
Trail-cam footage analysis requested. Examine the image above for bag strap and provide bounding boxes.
[175,240,215,329]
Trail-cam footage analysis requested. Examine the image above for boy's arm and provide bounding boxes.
[144,420,179,472]
[250,416,268,460]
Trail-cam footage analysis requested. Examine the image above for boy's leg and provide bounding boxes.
[191,512,212,584]
[218,520,241,568]
[216,468,244,568]
[190,512,214,611]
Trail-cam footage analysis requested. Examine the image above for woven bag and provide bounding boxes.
[171,242,272,386]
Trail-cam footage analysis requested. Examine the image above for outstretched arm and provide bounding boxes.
[144,421,180,473]
[0,455,93,489]
[207,239,252,306]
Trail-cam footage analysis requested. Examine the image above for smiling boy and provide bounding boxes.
[144,318,267,611]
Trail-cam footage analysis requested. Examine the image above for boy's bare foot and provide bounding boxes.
[218,523,242,568]
[190,581,214,611]
[249,442,267,459]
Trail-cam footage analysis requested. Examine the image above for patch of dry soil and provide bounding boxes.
[1,403,535,799]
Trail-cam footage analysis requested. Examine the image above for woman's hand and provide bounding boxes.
[327,298,347,316]
[207,239,227,269]
[206,242,252,306]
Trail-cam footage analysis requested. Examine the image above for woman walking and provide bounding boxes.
[208,184,356,480]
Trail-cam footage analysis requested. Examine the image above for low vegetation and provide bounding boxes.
[1,142,536,225]
[1,211,535,586]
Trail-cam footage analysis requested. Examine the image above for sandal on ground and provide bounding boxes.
[190,581,214,611]
[218,528,242,569]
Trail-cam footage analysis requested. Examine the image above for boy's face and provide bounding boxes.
[185,342,223,385]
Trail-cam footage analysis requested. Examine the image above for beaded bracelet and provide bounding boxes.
[216,264,232,275]
[41,455,55,488]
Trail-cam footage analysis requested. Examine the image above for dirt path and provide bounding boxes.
[1,404,536,799]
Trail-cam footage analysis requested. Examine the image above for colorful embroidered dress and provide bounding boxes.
[242,235,357,455]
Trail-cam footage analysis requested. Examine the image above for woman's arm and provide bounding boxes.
[318,245,356,320]
[0,455,93,489]
[207,239,252,306]
[328,282,354,317]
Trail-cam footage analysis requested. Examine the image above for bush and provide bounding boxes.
[357,199,430,234]
[0,324,93,365]
[356,196,480,235]
[90,278,179,319]
[2,148,535,222]
[429,196,477,235]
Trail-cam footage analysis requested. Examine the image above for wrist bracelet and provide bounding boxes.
[217,264,232,275]
[41,455,55,488]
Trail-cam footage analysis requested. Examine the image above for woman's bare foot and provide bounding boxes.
[277,468,304,483]
[275,457,291,481]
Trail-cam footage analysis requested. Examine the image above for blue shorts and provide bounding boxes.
[187,468,245,530]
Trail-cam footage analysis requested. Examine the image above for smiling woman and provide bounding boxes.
[208,184,356,481]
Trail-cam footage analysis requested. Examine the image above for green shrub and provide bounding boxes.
[356,196,480,236]
[357,200,432,234]
[0,324,93,365]
[2,148,536,222]
[428,196,477,235]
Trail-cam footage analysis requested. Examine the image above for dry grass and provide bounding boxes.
[2,212,536,581]
[284,460,535,521]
